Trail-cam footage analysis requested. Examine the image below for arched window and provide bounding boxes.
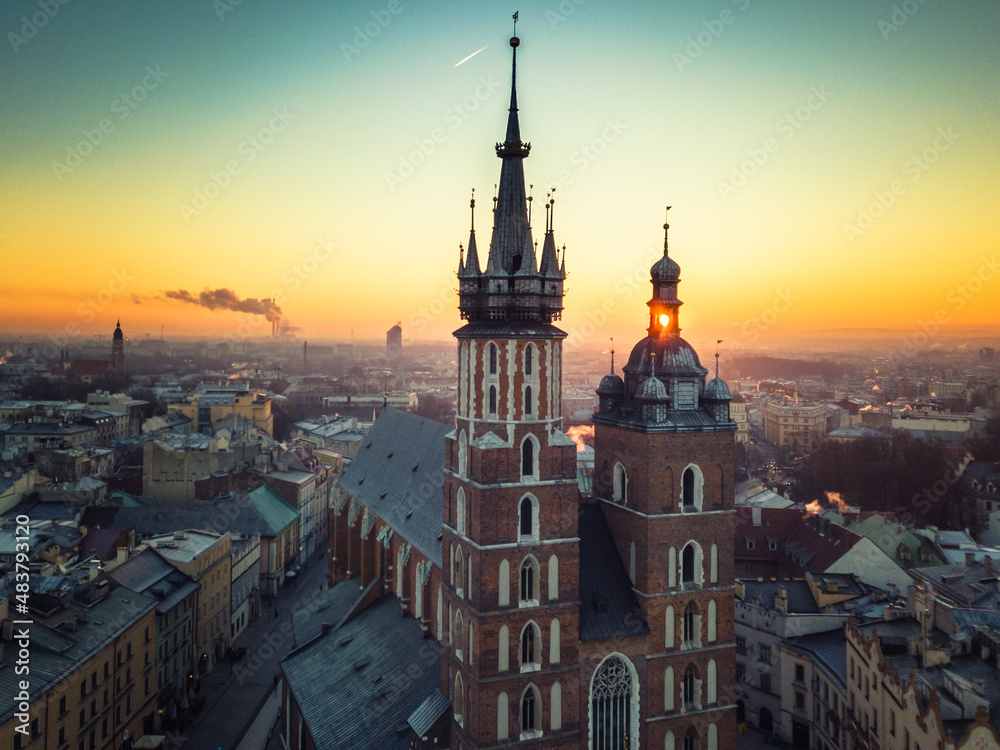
[455,611,464,661]
[707,659,717,705]
[436,584,443,639]
[681,464,704,511]
[469,622,474,667]
[683,665,701,712]
[525,385,533,415]
[499,559,510,607]
[489,343,497,375]
[521,438,534,478]
[707,724,718,750]
[664,666,675,712]
[498,625,510,672]
[520,556,539,605]
[613,462,628,504]
[682,602,701,648]
[683,726,699,750]
[525,344,533,375]
[520,684,542,740]
[455,547,465,597]
[454,673,465,727]
[413,564,423,619]
[457,487,466,535]
[497,692,509,741]
[550,682,562,731]
[458,430,467,478]
[668,546,677,588]
[520,621,541,672]
[665,604,675,649]
[710,543,718,583]
[489,385,497,416]
[590,654,639,750]
[708,599,717,643]
[549,619,561,664]
[548,555,559,601]
[681,542,702,589]
[518,495,539,541]
[629,542,636,584]
[666,730,676,750]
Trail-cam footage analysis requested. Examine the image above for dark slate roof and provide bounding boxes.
[408,690,450,737]
[0,587,156,725]
[108,547,200,614]
[80,527,129,561]
[784,628,849,692]
[82,494,297,539]
[579,501,649,641]
[452,321,567,339]
[291,574,363,647]
[741,579,819,614]
[281,593,441,750]
[339,408,450,567]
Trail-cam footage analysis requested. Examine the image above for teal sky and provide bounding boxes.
[2,0,998,348]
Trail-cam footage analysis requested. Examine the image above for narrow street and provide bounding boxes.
[172,541,330,750]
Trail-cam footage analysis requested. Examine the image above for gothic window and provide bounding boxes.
[455,547,465,597]
[681,542,702,589]
[665,604,675,649]
[707,659,717,704]
[454,673,465,727]
[519,495,539,540]
[520,621,541,671]
[497,692,509,741]
[525,385,533,415]
[613,463,628,504]
[456,487,466,535]
[455,611,464,661]
[458,430,467,478]
[489,385,497,415]
[499,559,510,607]
[707,599,717,642]
[589,655,638,750]
[551,682,563,731]
[549,619,561,664]
[664,666,675,711]
[683,602,697,646]
[525,345,533,375]
[498,625,510,672]
[547,555,559,601]
[489,344,497,375]
[683,726,699,750]
[521,438,534,478]
[681,464,703,511]
[683,666,699,711]
[520,556,540,605]
[520,684,542,739]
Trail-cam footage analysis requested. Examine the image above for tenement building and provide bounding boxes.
[295,30,737,750]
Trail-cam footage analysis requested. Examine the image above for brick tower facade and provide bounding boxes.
[442,30,582,748]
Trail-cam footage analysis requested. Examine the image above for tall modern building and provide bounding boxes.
[387,322,403,359]
[443,30,737,750]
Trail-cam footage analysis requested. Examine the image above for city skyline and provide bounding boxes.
[2,0,998,349]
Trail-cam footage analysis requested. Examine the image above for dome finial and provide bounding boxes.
[663,205,672,256]
[715,339,722,379]
[610,337,615,374]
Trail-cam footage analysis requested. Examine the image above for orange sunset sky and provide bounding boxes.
[1,0,998,349]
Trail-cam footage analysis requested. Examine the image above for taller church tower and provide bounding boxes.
[441,29,582,748]
[110,319,125,374]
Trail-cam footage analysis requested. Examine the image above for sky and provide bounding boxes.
[1,0,998,353]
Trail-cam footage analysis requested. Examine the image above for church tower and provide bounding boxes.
[442,28,582,748]
[110,319,125,374]
[591,212,738,750]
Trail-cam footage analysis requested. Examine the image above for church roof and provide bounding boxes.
[579,502,649,642]
[338,408,450,567]
[625,335,707,378]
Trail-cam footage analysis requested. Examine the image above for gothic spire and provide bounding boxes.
[539,193,561,277]
[461,190,481,277]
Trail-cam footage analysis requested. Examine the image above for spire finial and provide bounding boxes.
[493,184,498,213]
[470,188,475,232]
[549,188,555,232]
[663,205,672,257]
[650,351,657,378]
[610,338,615,374]
[527,183,533,226]
[715,339,723,379]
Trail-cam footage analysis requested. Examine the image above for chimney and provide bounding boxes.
[965,551,975,565]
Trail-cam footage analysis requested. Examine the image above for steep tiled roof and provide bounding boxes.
[281,592,440,749]
[339,408,449,567]
[579,502,649,641]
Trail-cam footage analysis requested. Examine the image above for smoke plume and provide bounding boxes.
[164,288,282,322]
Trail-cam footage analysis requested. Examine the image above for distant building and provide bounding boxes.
[763,397,827,452]
[731,393,749,443]
[963,460,1000,546]
[69,320,126,379]
[387,322,402,359]
[167,382,273,435]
